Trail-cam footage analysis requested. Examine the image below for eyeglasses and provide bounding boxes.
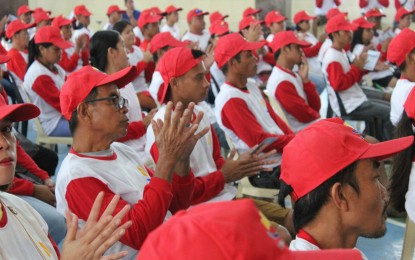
[84,95,129,110]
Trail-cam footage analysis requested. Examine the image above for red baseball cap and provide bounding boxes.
[5,20,35,38]
[404,87,415,121]
[60,65,138,120]
[243,7,262,18]
[52,15,74,28]
[352,17,376,29]
[163,5,183,15]
[365,8,386,18]
[138,9,162,29]
[395,7,415,22]
[326,8,347,20]
[326,14,358,34]
[34,26,72,49]
[158,47,205,103]
[0,54,10,64]
[268,31,311,52]
[17,5,33,16]
[209,20,230,36]
[294,10,316,24]
[239,16,264,31]
[187,8,209,24]
[74,5,92,17]
[281,118,414,202]
[387,28,415,66]
[138,199,364,260]
[0,101,40,122]
[209,11,229,24]
[149,32,187,54]
[214,33,265,68]
[33,8,51,15]
[107,5,126,16]
[264,10,287,27]
[33,11,54,25]
[151,7,164,16]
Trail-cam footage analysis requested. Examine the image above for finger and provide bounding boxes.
[163,101,173,131]
[170,102,184,132]
[101,195,121,218]
[151,120,160,137]
[191,110,204,127]
[177,108,192,134]
[84,192,105,228]
[227,148,236,160]
[81,215,113,244]
[193,126,209,141]
[257,149,277,159]
[112,204,131,222]
[91,220,132,256]
[63,211,78,243]
[101,251,129,260]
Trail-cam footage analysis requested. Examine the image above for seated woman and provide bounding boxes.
[24,26,71,137]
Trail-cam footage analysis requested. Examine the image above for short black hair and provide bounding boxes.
[278,162,359,232]
[399,48,415,72]
[221,52,242,75]
[69,88,99,135]
[274,49,282,62]
[328,32,335,41]
[90,30,120,72]
[113,20,132,34]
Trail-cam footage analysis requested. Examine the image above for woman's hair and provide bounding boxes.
[389,112,415,212]
[112,20,132,35]
[27,38,53,69]
[351,27,364,52]
[90,30,120,72]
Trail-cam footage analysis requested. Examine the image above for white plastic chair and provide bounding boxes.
[402,217,415,260]
[263,90,290,127]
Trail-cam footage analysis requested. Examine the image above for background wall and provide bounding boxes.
[25,0,398,33]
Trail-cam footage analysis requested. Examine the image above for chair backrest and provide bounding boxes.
[22,88,47,136]
[402,217,415,260]
[263,90,290,126]
[8,74,25,104]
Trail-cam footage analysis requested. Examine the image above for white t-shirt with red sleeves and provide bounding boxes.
[182,30,211,51]
[128,45,148,93]
[315,0,339,15]
[0,192,58,259]
[148,70,163,104]
[161,24,181,40]
[390,78,415,126]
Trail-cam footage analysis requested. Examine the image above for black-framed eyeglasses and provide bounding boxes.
[84,95,129,110]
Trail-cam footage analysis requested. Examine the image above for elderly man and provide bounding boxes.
[56,65,207,259]
[278,118,413,252]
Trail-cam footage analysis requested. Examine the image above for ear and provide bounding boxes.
[169,77,179,90]
[281,45,290,55]
[330,182,350,211]
[76,102,92,124]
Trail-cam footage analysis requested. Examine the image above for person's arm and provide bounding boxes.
[302,42,323,58]
[359,0,368,7]
[65,176,173,250]
[58,50,80,72]
[31,75,62,112]
[263,51,276,66]
[379,0,389,7]
[326,61,363,92]
[7,52,27,81]
[316,0,323,7]
[395,0,401,9]
[221,98,294,153]
[275,81,320,123]
[334,0,341,5]
[16,140,49,181]
[7,177,34,195]
[117,121,146,142]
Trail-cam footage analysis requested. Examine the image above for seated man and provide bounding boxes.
[103,5,125,30]
[56,65,207,258]
[182,8,210,51]
[145,46,295,240]
[214,33,295,188]
[278,118,413,251]
[322,14,393,141]
[267,31,321,133]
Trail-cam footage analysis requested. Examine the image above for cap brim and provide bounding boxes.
[242,40,266,51]
[53,38,73,49]
[198,12,210,16]
[97,66,138,89]
[361,22,376,28]
[360,136,414,160]
[295,39,312,48]
[0,103,40,122]
[0,55,11,64]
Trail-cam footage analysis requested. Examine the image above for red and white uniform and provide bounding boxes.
[117,83,147,158]
[6,48,28,92]
[72,27,93,42]
[215,80,295,166]
[266,65,321,132]
[128,45,149,94]
[55,142,194,259]
[318,38,332,64]
[390,78,415,125]
[146,105,236,204]
[148,70,163,104]
[24,60,66,135]
[322,47,367,116]
[298,32,324,77]
[59,44,89,74]
[161,24,181,40]
[315,0,341,16]
[406,161,415,223]
[360,0,389,13]
[395,0,415,10]
[182,30,211,51]
[0,192,59,259]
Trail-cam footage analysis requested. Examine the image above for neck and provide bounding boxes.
[402,69,415,82]
[171,97,190,110]
[72,129,114,153]
[276,56,295,71]
[37,57,55,70]
[332,40,344,51]
[189,28,203,35]
[226,72,248,89]
[105,64,119,75]
[302,208,358,249]
[12,42,24,51]
[167,19,175,27]
[398,24,406,30]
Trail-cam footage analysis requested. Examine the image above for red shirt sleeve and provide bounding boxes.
[263,51,276,66]
[0,44,7,55]
[379,0,389,7]
[65,176,173,250]
[302,42,323,58]
[149,143,225,205]
[16,141,49,181]
[316,0,323,7]
[326,62,363,92]
[136,61,148,75]
[7,49,27,81]
[117,121,146,142]
[221,98,294,153]
[31,75,62,112]
[81,50,89,66]
[7,177,34,196]
[275,81,321,123]
[395,0,401,9]
[359,0,368,7]
[376,43,387,62]
[334,0,341,5]
[58,50,80,72]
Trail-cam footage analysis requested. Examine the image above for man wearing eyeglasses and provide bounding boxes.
[182,8,211,51]
[55,65,208,259]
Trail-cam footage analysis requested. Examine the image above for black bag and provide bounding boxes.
[248,166,281,189]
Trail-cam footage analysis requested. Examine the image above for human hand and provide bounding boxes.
[33,184,56,206]
[318,32,327,43]
[298,52,309,83]
[353,52,367,71]
[142,109,158,127]
[61,192,132,260]
[75,34,88,51]
[243,23,263,42]
[203,44,215,70]
[381,37,391,52]
[44,178,55,192]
